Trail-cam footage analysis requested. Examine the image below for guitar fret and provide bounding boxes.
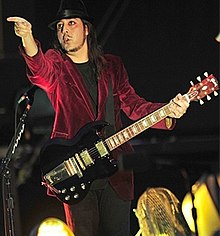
[142,119,149,128]
[164,106,171,115]
[122,130,129,141]
[131,125,137,136]
[127,127,132,137]
[146,117,152,126]
[132,125,138,134]
[155,113,161,122]
[137,122,143,132]
[137,122,143,131]
[118,133,125,143]
[113,135,120,146]
[150,114,157,123]
[109,138,116,149]
[135,123,141,133]
[159,109,166,117]
[107,130,129,150]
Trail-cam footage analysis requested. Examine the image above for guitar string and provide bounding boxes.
[73,102,184,162]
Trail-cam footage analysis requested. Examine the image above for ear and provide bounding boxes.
[85,24,89,36]
[84,24,89,36]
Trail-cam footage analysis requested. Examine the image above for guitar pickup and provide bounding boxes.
[80,149,94,166]
[95,141,109,158]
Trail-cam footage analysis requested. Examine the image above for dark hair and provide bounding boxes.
[52,19,105,77]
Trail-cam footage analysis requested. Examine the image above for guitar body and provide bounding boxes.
[40,121,117,205]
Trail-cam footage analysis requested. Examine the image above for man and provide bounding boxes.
[7,0,189,235]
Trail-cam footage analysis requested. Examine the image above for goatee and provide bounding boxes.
[64,33,86,53]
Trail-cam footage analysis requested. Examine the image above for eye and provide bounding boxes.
[68,20,76,26]
[57,23,63,31]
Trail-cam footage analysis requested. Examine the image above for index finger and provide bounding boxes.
[7,16,27,23]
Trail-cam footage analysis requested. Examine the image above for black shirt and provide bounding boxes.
[76,61,98,115]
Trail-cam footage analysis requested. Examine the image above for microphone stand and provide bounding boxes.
[0,101,32,236]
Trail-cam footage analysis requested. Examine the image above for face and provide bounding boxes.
[56,18,88,54]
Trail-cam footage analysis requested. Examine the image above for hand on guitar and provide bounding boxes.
[168,93,190,118]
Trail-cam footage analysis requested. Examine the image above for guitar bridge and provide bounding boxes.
[44,162,71,186]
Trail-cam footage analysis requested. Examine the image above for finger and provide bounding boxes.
[173,95,190,110]
[173,93,183,103]
[171,98,182,108]
[7,16,27,23]
[14,21,29,29]
[169,102,187,118]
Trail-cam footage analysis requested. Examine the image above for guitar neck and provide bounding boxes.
[105,92,194,151]
[105,102,173,151]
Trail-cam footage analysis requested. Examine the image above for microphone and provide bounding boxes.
[17,85,39,105]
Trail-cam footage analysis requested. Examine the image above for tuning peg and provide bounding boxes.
[199,99,204,105]
[190,81,194,86]
[214,91,218,96]
[206,95,211,101]
[196,76,202,82]
[204,72,209,77]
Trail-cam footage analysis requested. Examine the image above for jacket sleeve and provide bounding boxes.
[115,57,175,130]
[19,41,61,93]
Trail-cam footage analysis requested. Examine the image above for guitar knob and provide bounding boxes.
[81,183,86,190]
[61,188,67,193]
[65,195,70,201]
[70,186,76,192]
[73,193,79,199]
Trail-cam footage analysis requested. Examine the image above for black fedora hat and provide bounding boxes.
[48,0,92,30]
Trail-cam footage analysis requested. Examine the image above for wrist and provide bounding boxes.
[22,33,38,57]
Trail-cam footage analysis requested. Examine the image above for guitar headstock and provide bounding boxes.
[187,72,219,104]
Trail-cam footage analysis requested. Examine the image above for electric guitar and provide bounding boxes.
[40,72,219,205]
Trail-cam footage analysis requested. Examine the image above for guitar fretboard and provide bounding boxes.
[105,103,172,151]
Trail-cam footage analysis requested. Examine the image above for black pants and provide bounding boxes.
[69,179,131,236]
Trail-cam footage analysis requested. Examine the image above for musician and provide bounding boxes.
[7,0,189,235]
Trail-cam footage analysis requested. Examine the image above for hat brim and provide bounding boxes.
[48,10,92,30]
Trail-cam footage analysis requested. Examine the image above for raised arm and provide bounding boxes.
[7,16,38,57]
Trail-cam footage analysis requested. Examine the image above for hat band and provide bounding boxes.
[57,9,89,20]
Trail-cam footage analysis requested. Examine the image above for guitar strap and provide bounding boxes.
[105,79,116,137]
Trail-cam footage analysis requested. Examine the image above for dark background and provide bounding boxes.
[0,0,219,235]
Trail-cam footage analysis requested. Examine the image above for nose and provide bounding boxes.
[61,24,68,34]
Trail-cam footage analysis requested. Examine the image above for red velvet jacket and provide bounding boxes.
[20,44,175,200]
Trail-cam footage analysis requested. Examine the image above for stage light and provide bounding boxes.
[182,174,220,236]
[36,217,74,236]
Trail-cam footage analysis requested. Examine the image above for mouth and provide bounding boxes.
[63,35,71,44]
